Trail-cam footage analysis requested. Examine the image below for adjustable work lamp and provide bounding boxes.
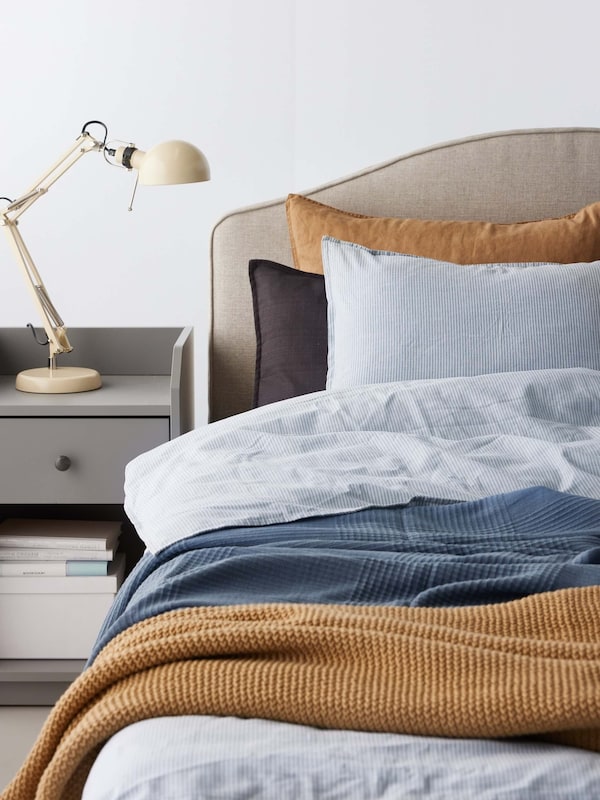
[0,120,209,393]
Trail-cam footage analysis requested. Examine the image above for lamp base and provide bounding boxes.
[16,366,102,394]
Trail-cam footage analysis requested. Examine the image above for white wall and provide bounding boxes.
[1,0,598,423]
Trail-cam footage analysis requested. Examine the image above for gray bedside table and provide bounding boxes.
[0,327,193,704]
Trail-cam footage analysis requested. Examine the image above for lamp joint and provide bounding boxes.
[120,146,138,170]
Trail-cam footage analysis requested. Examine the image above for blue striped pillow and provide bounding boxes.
[322,237,600,390]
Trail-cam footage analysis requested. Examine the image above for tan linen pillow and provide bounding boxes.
[286,193,600,274]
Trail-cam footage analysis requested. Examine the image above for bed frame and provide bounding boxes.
[209,127,600,422]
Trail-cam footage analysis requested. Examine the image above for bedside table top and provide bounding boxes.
[0,374,172,417]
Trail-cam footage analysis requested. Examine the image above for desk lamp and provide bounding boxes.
[0,120,209,393]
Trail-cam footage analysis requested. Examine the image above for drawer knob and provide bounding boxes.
[54,455,72,472]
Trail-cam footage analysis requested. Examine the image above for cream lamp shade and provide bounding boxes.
[136,141,210,185]
[113,140,211,186]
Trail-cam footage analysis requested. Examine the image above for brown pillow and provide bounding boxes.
[285,193,600,274]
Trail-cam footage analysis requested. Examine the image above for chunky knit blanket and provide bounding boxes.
[4,588,600,800]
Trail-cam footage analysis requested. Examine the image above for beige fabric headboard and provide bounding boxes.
[209,127,600,422]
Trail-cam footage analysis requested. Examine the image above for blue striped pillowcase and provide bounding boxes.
[321,236,600,390]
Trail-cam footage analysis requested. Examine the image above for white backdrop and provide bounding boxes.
[0,0,598,423]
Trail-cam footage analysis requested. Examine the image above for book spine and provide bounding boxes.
[0,554,125,594]
[0,537,112,551]
[0,561,109,577]
[0,548,114,561]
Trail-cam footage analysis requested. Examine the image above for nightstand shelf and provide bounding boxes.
[0,326,193,705]
[0,659,85,705]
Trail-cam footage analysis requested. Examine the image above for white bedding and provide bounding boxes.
[83,716,600,800]
[91,368,600,799]
[125,367,600,552]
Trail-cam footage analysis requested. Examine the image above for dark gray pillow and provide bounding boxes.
[249,260,327,407]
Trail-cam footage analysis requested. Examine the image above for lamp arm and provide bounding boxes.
[2,221,71,359]
[0,130,104,361]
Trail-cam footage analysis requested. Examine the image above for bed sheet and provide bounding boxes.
[83,715,600,800]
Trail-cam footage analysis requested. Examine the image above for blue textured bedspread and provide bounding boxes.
[91,486,600,662]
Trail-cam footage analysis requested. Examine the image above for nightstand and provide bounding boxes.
[0,326,193,704]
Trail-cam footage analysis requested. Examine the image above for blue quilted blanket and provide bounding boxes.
[90,486,600,662]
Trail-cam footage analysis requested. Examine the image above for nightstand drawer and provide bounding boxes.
[0,417,169,503]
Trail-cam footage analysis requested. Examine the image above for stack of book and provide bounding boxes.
[0,518,125,660]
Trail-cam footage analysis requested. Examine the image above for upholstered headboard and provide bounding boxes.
[209,127,600,422]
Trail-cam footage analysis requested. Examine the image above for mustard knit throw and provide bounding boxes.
[4,588,600,800]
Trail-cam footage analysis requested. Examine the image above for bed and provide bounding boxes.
[4,126,600,799]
